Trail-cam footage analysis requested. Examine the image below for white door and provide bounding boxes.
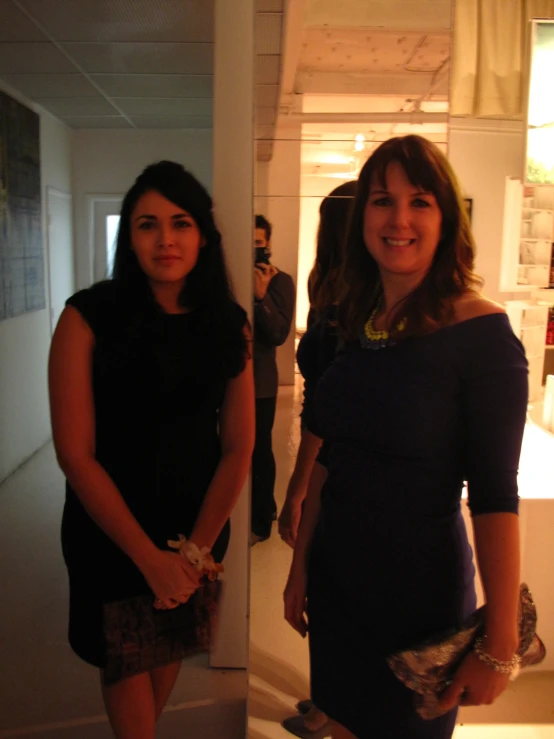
[91,197,123,282]
[46,188,74,336]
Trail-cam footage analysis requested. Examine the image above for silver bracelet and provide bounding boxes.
[473,637,521,679]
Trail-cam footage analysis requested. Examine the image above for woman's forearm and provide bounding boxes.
[286,429,323,502]
[61,457,158,571]
[189,450,251,550]
[472,511,520,657]
[292,461,328,570]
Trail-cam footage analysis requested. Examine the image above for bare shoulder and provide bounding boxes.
[451,292,506,325]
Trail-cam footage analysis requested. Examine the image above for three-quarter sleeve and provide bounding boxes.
[296,307,339,436]
[461,316,529,516]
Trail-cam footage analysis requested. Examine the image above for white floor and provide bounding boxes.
[248,377,554,739]
[1,378,552,739]
[0,443,246,739]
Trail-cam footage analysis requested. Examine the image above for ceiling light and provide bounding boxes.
[354,141,365,151]
[355,133,365,142]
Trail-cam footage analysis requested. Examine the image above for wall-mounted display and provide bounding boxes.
[526,20,554,185]
[0,90,43,321]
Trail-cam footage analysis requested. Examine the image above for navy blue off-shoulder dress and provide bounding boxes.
[301,313,528,739]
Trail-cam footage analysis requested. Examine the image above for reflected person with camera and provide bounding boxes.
[251,215,296,545]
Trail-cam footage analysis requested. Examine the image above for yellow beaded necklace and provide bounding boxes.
[363,305,407,343]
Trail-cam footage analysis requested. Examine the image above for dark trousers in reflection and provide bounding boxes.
[251,396,277,539]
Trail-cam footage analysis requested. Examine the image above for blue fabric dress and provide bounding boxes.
[299,313,528,738]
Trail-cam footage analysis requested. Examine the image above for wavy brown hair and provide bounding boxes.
[308,180,357,319]
[338,135,482,343]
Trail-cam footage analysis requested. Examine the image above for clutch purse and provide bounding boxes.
[102,579,222,686]
[386,583,546,720]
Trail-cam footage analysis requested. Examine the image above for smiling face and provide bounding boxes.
[130,189,204,290]
[363,160,443,284]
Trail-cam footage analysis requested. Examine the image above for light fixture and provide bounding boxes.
[354,141,364,151]
[354,133,365,142]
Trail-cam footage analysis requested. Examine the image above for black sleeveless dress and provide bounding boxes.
[303,314,528,738]
[61,281,246,682]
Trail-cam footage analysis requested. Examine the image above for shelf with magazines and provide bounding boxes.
[501,181,553,290]
[519,186,553,288]
[505,300,549,403]
[502,182,554,404]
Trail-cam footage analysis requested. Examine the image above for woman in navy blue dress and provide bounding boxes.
[284,136,528,738]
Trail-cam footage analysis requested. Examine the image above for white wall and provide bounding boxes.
[71,129,213,290]
[448,118,527,304]
[257,122,301,385]
[210,0,254,670]
[0,86,73,482]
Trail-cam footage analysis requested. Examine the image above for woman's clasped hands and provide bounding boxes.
[141,548,201,611]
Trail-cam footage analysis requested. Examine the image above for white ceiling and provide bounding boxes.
[0,0,284,139]
[303,0,452,29]
[0,0,217,129]
[0,0,453,164]
[273,0,453,176]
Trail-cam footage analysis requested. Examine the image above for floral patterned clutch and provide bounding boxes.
[102,579,221,686]
[386,583,546,720]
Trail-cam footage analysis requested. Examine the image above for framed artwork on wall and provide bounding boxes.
[0,90,43,321]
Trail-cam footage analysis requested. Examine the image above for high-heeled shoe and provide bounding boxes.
[282,707,331,738]
[295,699,313,714]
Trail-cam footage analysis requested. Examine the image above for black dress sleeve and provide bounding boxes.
[460,315,528,517]
[296,306,339,436]
[225,301,250,379]
[65,281,115,337]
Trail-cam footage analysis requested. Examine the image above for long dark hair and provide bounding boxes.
[112,160,248,371]
[339,135,482,343]
[308,180,357,319]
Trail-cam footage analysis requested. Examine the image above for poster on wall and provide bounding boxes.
[526,20,554,185]
[0,90,44,321]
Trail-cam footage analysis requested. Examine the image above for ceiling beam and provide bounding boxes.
[296,71,449,97]
[285,111,448,123]
[280,0,308,96]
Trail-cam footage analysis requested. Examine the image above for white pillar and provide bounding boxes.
[267,120,301,385]
[211,0,254,669]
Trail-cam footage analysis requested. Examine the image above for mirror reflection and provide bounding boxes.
[250,2,554,738]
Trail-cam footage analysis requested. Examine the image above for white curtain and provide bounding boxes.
[451,0,554,117]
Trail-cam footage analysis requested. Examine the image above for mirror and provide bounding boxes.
[250,2,554,738]
[250,0,453,735]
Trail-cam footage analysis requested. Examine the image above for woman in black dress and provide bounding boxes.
[284,136,527,738]
[48,161,254,738]
[280,181,356,738]
[279,180,357,548]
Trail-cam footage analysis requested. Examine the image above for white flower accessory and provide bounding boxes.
[167,535,224,581]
